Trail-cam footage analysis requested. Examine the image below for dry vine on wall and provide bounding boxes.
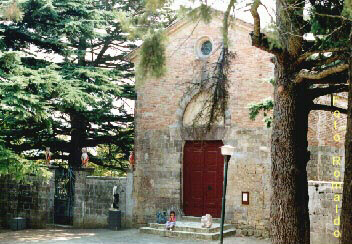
[186,45,236,140]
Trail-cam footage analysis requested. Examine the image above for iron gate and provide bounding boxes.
[54,167,75,225]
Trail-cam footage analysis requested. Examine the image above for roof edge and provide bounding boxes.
[124,7,254,62]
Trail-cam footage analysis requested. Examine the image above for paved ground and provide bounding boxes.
[0,228,270,244]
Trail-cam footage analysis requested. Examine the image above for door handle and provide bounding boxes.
[208,185,212,190]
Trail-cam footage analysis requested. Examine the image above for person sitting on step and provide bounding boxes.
[165,211,176,231]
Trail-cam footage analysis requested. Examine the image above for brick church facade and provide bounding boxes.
[126,10,346,242]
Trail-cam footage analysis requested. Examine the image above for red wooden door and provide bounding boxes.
[183,141,224,218]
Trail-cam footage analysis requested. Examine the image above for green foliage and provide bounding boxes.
[263,23,283,50]
[178,3,212,24]
[0,0,138,171]
[89,162,127,177]
[89,144,130,176]
[1,0,23,22]
[136,30,167,80]
[0,142,51,182]
[0,52,55,122]
[308,0,350,49]
[342,0,352,18]
[249,97,274,128]
[0,51,21,73]
[268,78,276,86]
[247,78,275,128]
[117,0,177,82]
[145,0,167,12]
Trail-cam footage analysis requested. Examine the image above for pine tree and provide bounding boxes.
[251,1,350,242]
[342,1,352,241]
[0,0,145,170]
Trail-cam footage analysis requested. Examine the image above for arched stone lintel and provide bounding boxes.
[170,84,232,134]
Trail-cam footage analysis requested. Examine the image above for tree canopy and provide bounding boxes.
[0,0,149,175]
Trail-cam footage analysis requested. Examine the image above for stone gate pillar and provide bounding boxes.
[47,166,58,225]
[73,167,94,227]
[125,168,134,227]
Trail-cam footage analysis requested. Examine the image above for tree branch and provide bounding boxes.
[83,136,131,147]
[6,140,70,153]
[304,70,348,85]
[223,0,236,49]
[295,48,348,66]
[296,63,349,83]
[303,55,346,69]
[250,0,261,38]
[308,84,348,99]
[311,104,347,114]
[249,1,282,55]
[314,12,352,22]
[25,154,69,161]
[3,27,67,55]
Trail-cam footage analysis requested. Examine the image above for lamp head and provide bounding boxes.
[220,145,235,156]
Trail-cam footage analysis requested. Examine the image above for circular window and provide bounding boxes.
[195,37,213,58]
[200,40,212,56]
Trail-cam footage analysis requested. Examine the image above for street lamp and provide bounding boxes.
[219,145,235,244]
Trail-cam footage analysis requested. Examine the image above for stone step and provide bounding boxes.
[149,222,233,233]
[180,216,221,223]
[140,227,236,240]
[46,224,74,229]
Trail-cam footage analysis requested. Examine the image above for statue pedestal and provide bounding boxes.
[108,209,121,230]
[10,217,26,231]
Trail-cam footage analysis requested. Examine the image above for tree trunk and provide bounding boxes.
[68,36,88,168]
[78,36,87,66]
[68,112,87,168]
[341,29,352,244]
[270,55,310,244]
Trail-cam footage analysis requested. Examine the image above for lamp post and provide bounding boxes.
[219,145,235,244]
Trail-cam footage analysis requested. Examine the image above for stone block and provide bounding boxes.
[254,230,262,237]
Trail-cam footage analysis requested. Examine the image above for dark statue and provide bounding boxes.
[113,192,119,209]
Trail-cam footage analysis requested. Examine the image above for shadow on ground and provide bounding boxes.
[0,229,96,242]
[0,228,270,244]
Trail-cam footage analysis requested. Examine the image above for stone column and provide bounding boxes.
[73,168,94,227]
[47,166,58,225]
[125,169,134,227]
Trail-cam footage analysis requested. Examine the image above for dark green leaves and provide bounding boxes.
[137,30,166,79]
[249,98,274,128]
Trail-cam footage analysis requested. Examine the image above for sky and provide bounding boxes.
[171,0,276,27]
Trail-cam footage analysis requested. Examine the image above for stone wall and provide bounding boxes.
[225,128,271,239]
[308,146,345,182]
[132,128,184,226]
[309,181,343,244]
[308,95,347,148]
[73,172,130,228]
[307,94,346,182]
[0,173,55,228]
[0,168,131,229]
[132,124,273,230]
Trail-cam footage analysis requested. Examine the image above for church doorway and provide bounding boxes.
[183,140,224,218]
